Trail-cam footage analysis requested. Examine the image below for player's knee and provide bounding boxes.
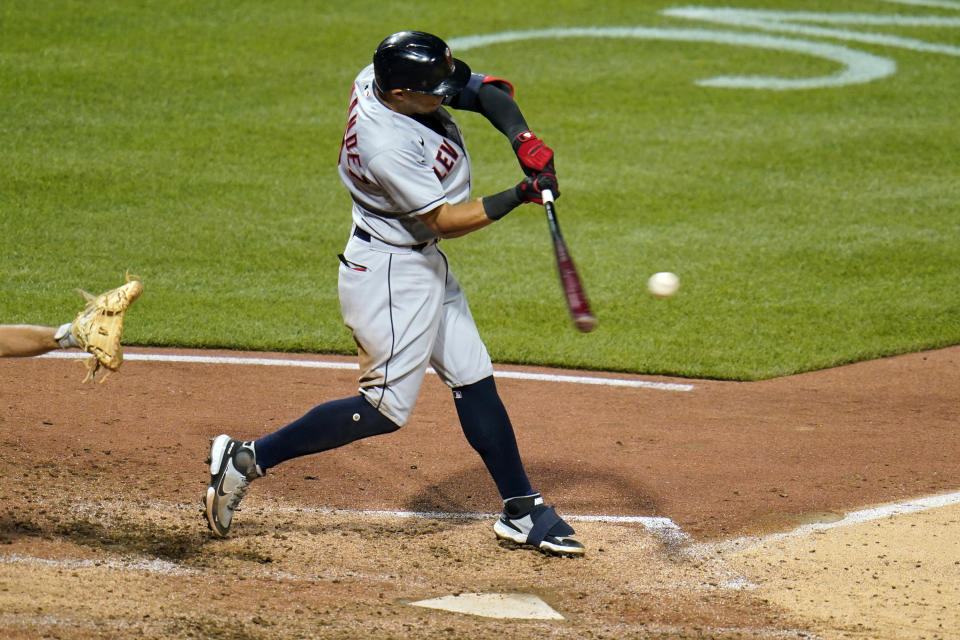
[354,399,402,438]
[358,388,414,431]
[369,411,401,437]
[453,375,500,405]
[452,375,512,449]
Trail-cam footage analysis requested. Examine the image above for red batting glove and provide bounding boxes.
[512,131,556,176]
[515,172,559,205]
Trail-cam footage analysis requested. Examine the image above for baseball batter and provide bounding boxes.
[204,31,583,556]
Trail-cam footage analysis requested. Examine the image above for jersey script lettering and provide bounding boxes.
[339,89,368,184]
[432,139,460,180]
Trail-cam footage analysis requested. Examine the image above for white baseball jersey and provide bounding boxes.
[335,64,493,426]
[338,64,472,247]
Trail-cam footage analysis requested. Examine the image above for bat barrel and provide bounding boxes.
[540,190,596,333]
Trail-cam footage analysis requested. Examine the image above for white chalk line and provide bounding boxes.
[694,489,960,556]
[272,489,960,554]
[37,350,695,392]
[0,498,687,576]
[0,553,193,576]
[7,491,959,563]
[682,490,960,596]
[267,504,688,540]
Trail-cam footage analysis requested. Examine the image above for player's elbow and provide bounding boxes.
[417,204,451,237]
[418,201,491,238]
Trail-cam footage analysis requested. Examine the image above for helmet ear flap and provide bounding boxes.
[373,31,471,96]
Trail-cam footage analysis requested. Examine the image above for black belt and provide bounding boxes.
[353,226,431,251]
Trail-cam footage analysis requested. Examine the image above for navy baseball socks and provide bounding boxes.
[453,376,584,556]
[452,375,531,498]
[253,396,400,470]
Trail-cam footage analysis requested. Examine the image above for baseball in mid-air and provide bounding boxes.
[647,271,680,298]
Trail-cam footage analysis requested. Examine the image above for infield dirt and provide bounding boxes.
[1,346,958,639]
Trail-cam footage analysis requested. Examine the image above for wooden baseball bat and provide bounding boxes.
[541,189,597,333]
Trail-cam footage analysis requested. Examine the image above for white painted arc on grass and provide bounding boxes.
[449,27,896,89]
[663,7,960,57]
[883,0,960,9]
[665,7,960,28]
[38,351,695,391]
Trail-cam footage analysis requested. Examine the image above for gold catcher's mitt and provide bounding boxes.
[71,275,144,382]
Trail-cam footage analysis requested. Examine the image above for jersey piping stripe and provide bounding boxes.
[439,247,450,288]
[375,254,396,412]
[410,195,447,216]
[352,196,405,219]
[351,194,446,219]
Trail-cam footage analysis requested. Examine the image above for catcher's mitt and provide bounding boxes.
[71,275,144,383]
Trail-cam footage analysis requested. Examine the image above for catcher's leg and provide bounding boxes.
[0,324,64,357]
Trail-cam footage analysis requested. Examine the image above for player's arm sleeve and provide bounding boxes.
[447,72,528,140]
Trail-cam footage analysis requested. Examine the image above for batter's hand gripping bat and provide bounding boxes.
[541,189,596,333]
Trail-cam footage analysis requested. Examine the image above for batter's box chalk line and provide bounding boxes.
[692,489,960,556]
[38,350,695,392]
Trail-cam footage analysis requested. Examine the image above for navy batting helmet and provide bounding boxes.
[373,31,471,97]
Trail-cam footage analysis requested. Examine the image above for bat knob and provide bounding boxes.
[574,314,597,333]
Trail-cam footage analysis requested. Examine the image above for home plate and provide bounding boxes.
[409,592,564,620]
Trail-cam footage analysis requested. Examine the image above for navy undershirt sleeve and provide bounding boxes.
[449,74,529,140]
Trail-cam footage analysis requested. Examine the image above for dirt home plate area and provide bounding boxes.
[1,346,958,639]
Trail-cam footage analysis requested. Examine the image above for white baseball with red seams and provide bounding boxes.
[647,271,680,298]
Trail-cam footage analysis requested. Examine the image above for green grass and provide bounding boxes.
[2,0,959,379]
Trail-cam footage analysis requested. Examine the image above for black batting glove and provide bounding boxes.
[483,172,560,220]
[515,172,559,205]
[512,130,556,176]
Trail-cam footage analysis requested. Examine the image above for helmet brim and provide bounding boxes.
[427,58,471,97]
